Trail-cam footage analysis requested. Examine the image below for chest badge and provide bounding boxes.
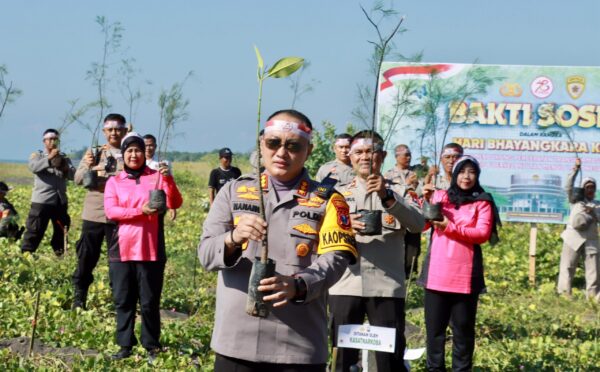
[237,193,259,200]
[293,223,318,235]
[236,185,260,200]
[384,214,395,225]
[297,197,324,208]
[296,243,310,257]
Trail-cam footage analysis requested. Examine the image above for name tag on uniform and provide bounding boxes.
[336,324,396,353]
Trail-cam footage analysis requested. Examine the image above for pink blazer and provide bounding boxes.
[104,168,183,262]
[420,190,493,294]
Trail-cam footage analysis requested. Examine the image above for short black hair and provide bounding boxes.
[43,128,59,136]
[143,134,157,143]
[443,142,464,154]
[267,109,312,129]
[350,130,384,151]
[103,113,127,126]
[335,133,352,140]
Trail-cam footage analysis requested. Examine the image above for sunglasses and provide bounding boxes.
[264,138,305,153]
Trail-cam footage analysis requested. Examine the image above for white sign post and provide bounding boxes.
[337,324,396,353]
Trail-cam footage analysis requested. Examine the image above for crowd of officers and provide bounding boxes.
[0,108,598,370]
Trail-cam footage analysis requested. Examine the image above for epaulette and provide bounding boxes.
[314,174,338,199]
[238,172,258,180]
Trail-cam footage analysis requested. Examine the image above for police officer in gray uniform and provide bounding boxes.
[423,143,464,192]
[199,109,357,372]
[329,131,425,372]
[558,158,600,301]
[72,113,127,309]
[21,129,75,255]
[315,133,354,184]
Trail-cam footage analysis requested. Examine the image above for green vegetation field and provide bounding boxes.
[0,162,598,371]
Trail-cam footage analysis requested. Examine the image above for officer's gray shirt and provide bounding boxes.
[433,174,451,190]
[562,168,600,254]
[315,159,354,185]
[329,176,425,298]
[74,146,123,223]
[384,166,423,196]
[28,151,75,205]
[198,171,352,364]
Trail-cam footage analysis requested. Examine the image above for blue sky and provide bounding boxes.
[1,0,598,161]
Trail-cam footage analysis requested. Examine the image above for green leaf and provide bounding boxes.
[267,57,304,78]
[254,45,264,71]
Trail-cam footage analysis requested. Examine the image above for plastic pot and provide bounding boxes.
[357,209,382,236]
[50,155,64,168]
[82,170,98,190]
[148,189,167,214]
[423,201,444,221]
[569,187,585,204]
[246,258,276,318]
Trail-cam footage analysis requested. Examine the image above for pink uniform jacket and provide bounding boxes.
[418,190,493,294]
[104,168,183,262]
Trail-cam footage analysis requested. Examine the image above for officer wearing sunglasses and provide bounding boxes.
[199,109,358,372]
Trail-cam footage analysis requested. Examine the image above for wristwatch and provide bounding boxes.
[293,277,307,302]
[380,188,395,204]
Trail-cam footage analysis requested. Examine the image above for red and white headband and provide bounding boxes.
[349,138,383,153]
[264,120,312,140]
[43,132,59,140]
[442,147,462,157]
[103,120,126,129]
[335,138,350,146]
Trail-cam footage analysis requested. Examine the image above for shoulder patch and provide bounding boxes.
[331,196,351,230]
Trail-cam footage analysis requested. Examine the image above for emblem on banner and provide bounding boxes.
[530,76,553,99]
[566,76,585,99]
[499,82,523,97]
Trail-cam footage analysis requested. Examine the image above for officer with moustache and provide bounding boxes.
[72,113,127,309]
[329,131,424,372]
[199,109,357,372]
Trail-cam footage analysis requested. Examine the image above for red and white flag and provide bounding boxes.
[379,63,466,91]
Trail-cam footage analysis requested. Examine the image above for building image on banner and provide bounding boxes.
[378,63,600,224]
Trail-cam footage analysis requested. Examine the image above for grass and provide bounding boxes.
[0,161,599,371]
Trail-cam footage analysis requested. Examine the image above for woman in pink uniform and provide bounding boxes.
[104,132,183,362]
[419,155,499,371]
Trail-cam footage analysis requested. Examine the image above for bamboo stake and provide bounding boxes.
[28,291,41,358]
